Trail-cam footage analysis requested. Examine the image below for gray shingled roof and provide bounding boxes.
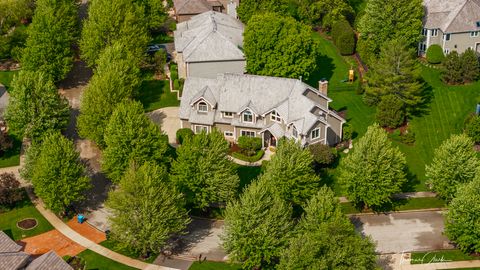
[173,0,211,15]
[0,231,22,253]
[179,73,343,135]
[26,251,73,270]
[174,11,244,62]
[0,252,30,270]
[423,0,480,32]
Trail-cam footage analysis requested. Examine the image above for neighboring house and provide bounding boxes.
[174,11,246,79]
[0,231,73,270]
[420,0,480,55]
[179,73,345,147]
[0,83,10,119]
[173,0,239,22]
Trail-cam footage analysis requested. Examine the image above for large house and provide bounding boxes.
[420,0,480,55]
[173,0,239,22]
[179,73,345,148]
[174,11,246,79]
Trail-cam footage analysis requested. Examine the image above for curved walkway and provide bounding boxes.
[338,192,437,203]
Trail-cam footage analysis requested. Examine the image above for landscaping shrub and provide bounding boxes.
[331,19,356,55]
[401,127,416,145]
[237,136,262,156]
[176,128,194,144]
[342,124,353,141]
[426,45,444,64]
[376,95,405,128]
[0,173,23,205]
[0,129,13,155]
[308,144,337,166]
[232,150,265,163]
[173,79,179,90]
[442,51,463,84]
[464,113,480,144]
[461,48,480,83]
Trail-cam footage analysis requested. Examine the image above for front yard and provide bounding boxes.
[77,249,138,270]
[136,71,180,112]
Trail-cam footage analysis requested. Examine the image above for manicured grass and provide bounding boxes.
[77,249,139,270]
[0,133,22,168]
[411,250,480,264]
[236,164,263,193]
[189,261,242,270]
[136,72,179,112]
[151,33,174,44]
[0,70,18,91]
[341,197,446,214]
[100,239,156,263]
[0,192,54,240]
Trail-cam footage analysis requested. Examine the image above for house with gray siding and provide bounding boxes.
[174,11,246,79]
[420,0,480,55]
[173,0,239,22]
[179,73,345,147]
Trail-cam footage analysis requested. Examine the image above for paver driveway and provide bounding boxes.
[352,211,452,254]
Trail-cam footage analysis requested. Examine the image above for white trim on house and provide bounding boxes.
[190,97,215,108]
[224,131,234,137]
[223,111,234,118]
[193,124,209,134]
[240,129,256,137]
[310,128,321,140]
[198,101,208,112]
[270,110,282,123]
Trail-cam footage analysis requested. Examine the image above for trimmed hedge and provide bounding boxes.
[231,150,265,163]
[331,19,356,55]
[426,45,445,64]
[176,128,194,144]
[237,136,262,156]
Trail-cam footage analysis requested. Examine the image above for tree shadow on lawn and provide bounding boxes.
[408,82,434,118]
[307,54,335,87]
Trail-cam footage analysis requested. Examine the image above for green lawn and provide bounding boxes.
[100,239,156,263]
[77,249,139,270]
[0,133,22,168]
[341,197,446,214]
[0,192,54,240]
[189,261,242,270]
[0,70,18,91]
[136,72,180,112]
[411,250,480,264]
[236,165,263,193]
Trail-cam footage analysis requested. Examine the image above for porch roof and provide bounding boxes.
[260,123,285,139]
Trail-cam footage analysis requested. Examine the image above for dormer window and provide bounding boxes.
[243,110,253,123]
[223,112,233,118]
[198,101,208,112]
[271,111,281,123]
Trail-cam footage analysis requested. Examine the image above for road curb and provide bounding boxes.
[347,208,446,216]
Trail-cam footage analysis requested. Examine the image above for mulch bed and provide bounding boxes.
[0,60,20,71]
[17,218,38,230]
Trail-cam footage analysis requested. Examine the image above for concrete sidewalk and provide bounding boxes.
[339,192,437,203]
[382,253,480,269]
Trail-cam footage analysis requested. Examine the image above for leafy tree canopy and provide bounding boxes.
[237,0,297,24]
[297,0,353,28]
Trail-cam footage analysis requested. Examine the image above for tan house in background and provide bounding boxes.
[174,11,246,79]
[173,0,239,22]
[420,0,480,55]
[179,73,345,148]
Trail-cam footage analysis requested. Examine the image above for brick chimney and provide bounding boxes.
[319,80,328,96]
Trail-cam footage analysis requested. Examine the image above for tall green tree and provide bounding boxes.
[80,0,149,66]
[357,0,423,64]
[171,130,239,209]
[296,0,353,28]
[262,139,319,206]
[223,178,293,270]
[0,0,34,59]
[364,39,424,114]
[464,114,480,144]
[27,132,90,214]
[442,51,463,84]
[243,13,319,80]
[339,124,407,209]
[460,48,480,83]
[445,172,480,253]
[102,100,169,182]
[426,134,479,201]
[77,43,141,146]
[134,0,167,30]
[21,0,78,82]
[4,71,70,140]
[106,162,190,257]
[236,0,296,24]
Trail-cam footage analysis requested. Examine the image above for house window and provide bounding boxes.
[224,131,234,137]
[223,112,233,118]
[444,34,451,41]
[198,102,208,112]
[444,48,450,54]
[470,31,479,37]
[421,28,428,36]
[419,42,426,52]
[431,29,438,37]
[194,125,208,134]
[310,128,320,140]
[241,130,256,137]
[271,111,281,122]
[292,126,298,138]
[243,110,253,123]
[477,21,480,27]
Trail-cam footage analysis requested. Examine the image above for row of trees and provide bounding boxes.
[223,140,376,269]
[442,49,480,85]
[0,0,34,60]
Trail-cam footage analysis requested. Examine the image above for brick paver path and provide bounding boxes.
[66,218,106,244]
[20,229,85,256]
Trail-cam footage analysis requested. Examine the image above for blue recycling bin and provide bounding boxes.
[77,214,85,224]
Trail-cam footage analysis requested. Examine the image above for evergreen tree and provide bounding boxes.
[223,178,293,270]
[262,139,319,206]
[102,100,169,182]
[339,124,407,209]
[171,130,239,209]
[442,51,463,84]
[426,134,479,201]
[28,132,90,214]
[106,162,190,256]
[461,48,480,83]
[77,43,141,146]
[21,0,78,82]
[375,94,405,128]
[80,0,149,66]
[243,13,319,80]
[4,71,69,140]
[364,39,423,114]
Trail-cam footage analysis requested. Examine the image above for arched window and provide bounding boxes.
[271,110,281,122]
[198,101,208,112]
[243,110,253,123]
